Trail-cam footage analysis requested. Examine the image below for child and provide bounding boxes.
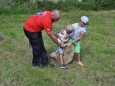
[57,25,74,69]
[68,16,89,67]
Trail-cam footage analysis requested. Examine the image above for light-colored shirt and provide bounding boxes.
[70,23,86,40]
[58,30,69,43]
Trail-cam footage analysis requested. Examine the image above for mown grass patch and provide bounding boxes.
[0,10,115,86]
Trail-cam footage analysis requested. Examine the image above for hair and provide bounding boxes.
[66,25,73,30]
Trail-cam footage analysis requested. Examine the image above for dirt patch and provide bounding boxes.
[0,36,4,42]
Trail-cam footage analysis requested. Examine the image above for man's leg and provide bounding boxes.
[30,32,43,66]
[40,34,48,66]
[40,47,48,66]
[24,29,42,66]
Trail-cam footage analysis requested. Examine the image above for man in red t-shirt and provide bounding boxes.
[23,10,65,68]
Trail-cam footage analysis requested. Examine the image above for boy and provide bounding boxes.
[57,25,74,69]
[68,16,89,67]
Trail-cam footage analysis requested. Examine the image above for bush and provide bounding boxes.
[0,0,114,14]
[0,2,38,15]
[11,0,29,4]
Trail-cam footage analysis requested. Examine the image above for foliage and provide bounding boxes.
[37,0,115,11]
[0,0,115,14]
[0,2,38,15]
[11,0,29,4]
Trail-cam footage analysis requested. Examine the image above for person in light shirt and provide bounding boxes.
[68,16,89,67]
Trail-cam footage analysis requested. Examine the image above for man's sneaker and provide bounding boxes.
[60,64,67,69]
[41,62,54,68]
[32,64,40,67]
[40,64,48,68]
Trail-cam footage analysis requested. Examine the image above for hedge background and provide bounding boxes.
[0,0,115,14]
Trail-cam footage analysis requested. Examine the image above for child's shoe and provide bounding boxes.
[64,64,68,68]
[60,64,67,69]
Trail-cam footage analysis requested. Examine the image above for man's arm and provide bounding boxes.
[52,30,58,37]
[46,30,62,46]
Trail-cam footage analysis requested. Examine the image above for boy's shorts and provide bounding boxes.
[57,46,63,54]
[68,39,80,53]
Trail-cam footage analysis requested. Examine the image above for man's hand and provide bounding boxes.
[46,30,60,45]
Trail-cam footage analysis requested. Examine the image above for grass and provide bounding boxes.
[0,10,115,86]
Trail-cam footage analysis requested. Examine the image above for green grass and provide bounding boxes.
[0,10,115,86]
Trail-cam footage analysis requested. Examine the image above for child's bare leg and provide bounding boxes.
[77,53,84,66]
[59,53,64,64]
[59,53,67,69]
[77,53,81,62]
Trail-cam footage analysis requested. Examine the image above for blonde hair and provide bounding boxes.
[66,25,73,30]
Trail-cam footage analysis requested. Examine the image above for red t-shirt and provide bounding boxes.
[24,11,52,32]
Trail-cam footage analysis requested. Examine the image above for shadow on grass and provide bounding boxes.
[0,35,4,42]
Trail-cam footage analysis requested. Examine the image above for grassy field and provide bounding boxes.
[0,10,115,86]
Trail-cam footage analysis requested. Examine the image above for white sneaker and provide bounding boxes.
[60,64,67,69]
